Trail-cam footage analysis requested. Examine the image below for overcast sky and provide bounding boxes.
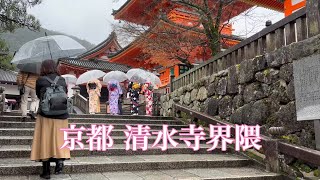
[28,0,284,46]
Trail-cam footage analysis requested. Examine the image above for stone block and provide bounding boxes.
[217,77,227,95]
[243,83,269,104]
[227,66,238,94]
[184,92,191,105]
[196,86,208,102]
[232,95,244,112]
[191,89,198,102]
[279,63,293,83]
[218,96,232,118]
[239,59,254,84]
[206,97,219,116]
[255,68,279,85]
[253,55,267,71]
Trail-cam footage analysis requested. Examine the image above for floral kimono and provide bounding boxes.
[129,82,140,115]
[142,82,153,116]
[107,80,123,115]
[86,79,102,114]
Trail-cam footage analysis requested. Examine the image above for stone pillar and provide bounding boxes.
[263,139,280,173]
[307,0,320,37]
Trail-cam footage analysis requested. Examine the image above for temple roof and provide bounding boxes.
[78,31,122,60]
[59,58,131,72]
[0,69,17,84]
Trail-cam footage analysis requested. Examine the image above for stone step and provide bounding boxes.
[0,154,251,175]
[1,113,173,120]
[0,128,191,136]
[69,114,173,120]
[0,144,224,158]
[0,135,210,145]
[0,167,283,180]
[0,121,188,129]
[0,116,182,125]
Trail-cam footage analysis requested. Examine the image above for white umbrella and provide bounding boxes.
[103,71,128,83]
[62,74,77,84]
[76,70,106,85]
[126,68,148,83]
[62,74,77,98]
[145,71,161,86]
[11,35,86,74]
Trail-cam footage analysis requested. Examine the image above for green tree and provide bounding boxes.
[0,39,14,70]
[0,0,42,70]
[0,0,42,32]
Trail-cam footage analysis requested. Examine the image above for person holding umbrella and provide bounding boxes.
[86,79,102,114]
[30,60,70,179]
[142,81,154,116]
[128,82,141,115]
[16,71,39,120]
[107,80,123,115]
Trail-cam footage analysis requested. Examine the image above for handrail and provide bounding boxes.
[73,93,89,114]
[171,7,307,91]
[173,103,320,168]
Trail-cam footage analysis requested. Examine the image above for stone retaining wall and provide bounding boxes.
[161,35,320,148]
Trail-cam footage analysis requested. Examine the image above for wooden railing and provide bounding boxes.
[172,7,307,91]
[173,103,320,173]
[73,93,89,114]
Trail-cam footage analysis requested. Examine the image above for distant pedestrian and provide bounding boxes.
[86,79,102,114]
[30,60,70,179]
[107,80,122,115]
[142,82,153,116]
[118,81,128,115]
[129,82,141,115]
[17,71,39,121]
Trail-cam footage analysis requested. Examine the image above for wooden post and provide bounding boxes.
[296,16,307,41]
[170,73,175,93]
[315,120,320,170]
[307,0,320,37]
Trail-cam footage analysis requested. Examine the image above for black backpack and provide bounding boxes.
[40,76,68,116]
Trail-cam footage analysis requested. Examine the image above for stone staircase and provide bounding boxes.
[0,113,285,179]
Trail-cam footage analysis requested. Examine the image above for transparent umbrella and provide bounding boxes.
[145,71,161,86]
[103,71,128,83]
[62,74,77,84]
[62,74,77,98]
[126,68,148,83]
[76,70,106,85]
[11,35,87,74]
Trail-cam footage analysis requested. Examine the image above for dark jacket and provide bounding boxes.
[36,73,69,119]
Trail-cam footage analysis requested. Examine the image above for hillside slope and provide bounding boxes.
[0,27,95,53]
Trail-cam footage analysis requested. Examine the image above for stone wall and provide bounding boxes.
[161,35,320,148]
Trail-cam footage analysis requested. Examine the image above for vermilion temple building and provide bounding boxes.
[58,0,306,93]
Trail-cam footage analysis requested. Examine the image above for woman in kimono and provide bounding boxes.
[107,80,123,115]
[142,82,153,116]
[86,79,102,114]
[129,82,141,115]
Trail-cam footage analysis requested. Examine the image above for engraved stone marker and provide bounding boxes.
[293,54,320,121]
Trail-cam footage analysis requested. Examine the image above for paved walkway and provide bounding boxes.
[1,167,279,180]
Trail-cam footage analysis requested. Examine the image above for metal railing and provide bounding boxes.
[172,7,308,91]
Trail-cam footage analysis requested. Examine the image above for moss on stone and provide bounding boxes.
[244,150,264,163]
[281,135,300,144]
[314,169,320,177]
[236,64,241,71]
[263,69,270,76]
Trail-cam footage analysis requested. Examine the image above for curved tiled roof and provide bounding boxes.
[77,31,121,59]
[59,58,131,72]
[0,69,17,84]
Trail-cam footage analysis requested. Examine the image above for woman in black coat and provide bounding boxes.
[30,60,70,179]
